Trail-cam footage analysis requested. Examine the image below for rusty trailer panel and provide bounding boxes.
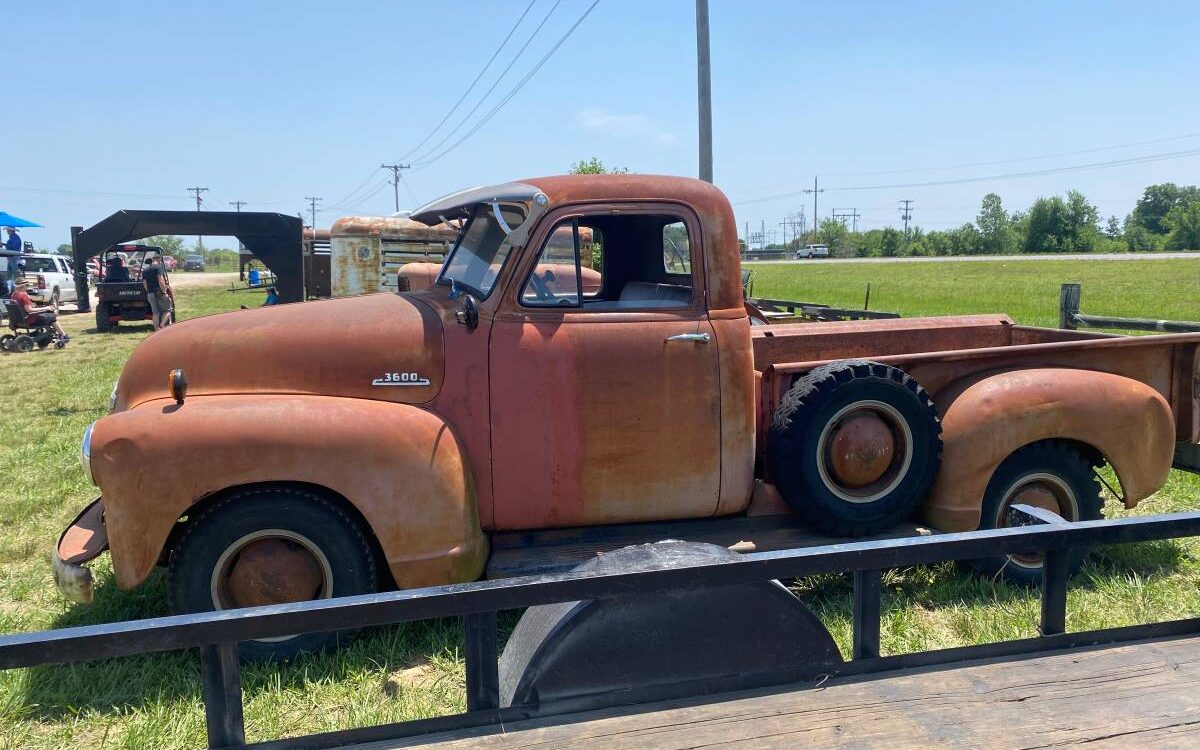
[329,215,457,297]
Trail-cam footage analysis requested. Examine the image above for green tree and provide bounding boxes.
[948,223,982,255]
[1104,215,1122,240]
[144,235,186,256]
[1164,201,1200,250]
[1023,191,1099,252]
[1130,183,1200,234]
[568,157,628,174]
[54,243,72,255]
[976,193,1014,254]
[1064,190,1101,251]
[879,227,902,257]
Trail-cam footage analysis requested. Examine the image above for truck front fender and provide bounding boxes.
[90,395,487,590]
[923,368,1175,532]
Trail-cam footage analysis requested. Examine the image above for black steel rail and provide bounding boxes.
[3,506,1199,749]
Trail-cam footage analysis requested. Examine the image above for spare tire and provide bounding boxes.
[768,360,941,536]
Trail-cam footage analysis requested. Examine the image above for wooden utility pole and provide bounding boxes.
[696,0,713,183]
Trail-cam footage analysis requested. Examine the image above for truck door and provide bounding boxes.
[489,206,723,529]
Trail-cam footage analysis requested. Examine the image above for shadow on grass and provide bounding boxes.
[20,572,475,721]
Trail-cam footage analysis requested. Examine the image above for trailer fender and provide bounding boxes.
[923,368,1175,532]
[88,395,487,591]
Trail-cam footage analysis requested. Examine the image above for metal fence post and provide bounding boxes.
[464,611,500,712]
[852,569,882,660]
[200,641,245,748]
[1040,550,1069,637]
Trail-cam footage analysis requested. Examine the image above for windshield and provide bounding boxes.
[437,202,527,299]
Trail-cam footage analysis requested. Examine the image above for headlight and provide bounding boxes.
[80,422,95,486]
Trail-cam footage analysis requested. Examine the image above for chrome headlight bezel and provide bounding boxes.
[80,421,95,485]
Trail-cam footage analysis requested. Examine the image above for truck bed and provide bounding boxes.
[752,314,1200,444]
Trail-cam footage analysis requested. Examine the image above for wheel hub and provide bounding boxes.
[999,474,1078,569]
[827,412,896,488]
[222,538,325,608]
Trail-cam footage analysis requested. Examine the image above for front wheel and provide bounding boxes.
[169,487,379,661]
[970,442,1104,587]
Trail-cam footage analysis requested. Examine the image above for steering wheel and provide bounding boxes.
[528,268,555,301]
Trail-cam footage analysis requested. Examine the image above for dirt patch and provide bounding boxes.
[382,661,437,698]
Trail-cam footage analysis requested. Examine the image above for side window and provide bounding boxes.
[663,221,691,275]
[521,220,583,307]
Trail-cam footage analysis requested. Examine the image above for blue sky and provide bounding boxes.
[3,0,1199,247]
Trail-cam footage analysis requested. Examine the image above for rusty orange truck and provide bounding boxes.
[56,175,1200,658]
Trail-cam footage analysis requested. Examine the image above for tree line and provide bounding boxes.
[786,183,1200,258]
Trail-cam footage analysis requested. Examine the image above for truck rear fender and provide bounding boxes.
[923,368,1175,532]
[89,395,488,591]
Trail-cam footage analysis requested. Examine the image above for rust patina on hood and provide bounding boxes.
[114,294,444,410]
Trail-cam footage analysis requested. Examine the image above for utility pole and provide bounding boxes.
[899,199,914,249]
[305,197,321,234]
[695,0,713,183]
[803,177,824,240]
[380,163,411,213]
[833,208,862,232]
[187,186,208,252]
[228,200,247,212]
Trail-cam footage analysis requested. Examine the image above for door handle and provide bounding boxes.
[665,332,710,344]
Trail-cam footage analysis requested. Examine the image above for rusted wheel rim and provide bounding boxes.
[210,530,333,639]
[816,400,912,504]
[997,472,1079,569]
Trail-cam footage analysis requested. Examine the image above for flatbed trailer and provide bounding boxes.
[11,505,1200,749]
[373,633,1200,749]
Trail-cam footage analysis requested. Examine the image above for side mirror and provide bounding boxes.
[455,293,479,332]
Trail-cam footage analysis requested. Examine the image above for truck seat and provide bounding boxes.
[615,281,692,308]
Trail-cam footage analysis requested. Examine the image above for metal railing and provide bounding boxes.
[1059,282,1200,333]
[2,506,1199,749]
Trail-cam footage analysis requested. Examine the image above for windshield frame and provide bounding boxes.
[435,200,532,300]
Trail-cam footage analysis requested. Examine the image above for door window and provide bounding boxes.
[521,213,695,311]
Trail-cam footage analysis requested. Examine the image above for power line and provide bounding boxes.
[398,0,538,162]
[380,164,411,213]
[733,146,1200,205]
[408,0,566,166]
[229,200,247,212]
[328,181,391,213]
[411,0,601,171]
[802,177,824,235]
[398,171,421,207]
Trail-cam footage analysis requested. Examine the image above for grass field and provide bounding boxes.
[1,258,1199,748]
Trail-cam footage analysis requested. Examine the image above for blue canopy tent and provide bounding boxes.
[0,212,42,229]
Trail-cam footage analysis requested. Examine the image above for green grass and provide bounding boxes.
[1,260,1199,748]
[747,257,1200,326]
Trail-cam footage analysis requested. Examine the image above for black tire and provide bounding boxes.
[768,360,942,537]
[94,303,113,332]
[0,334,12,351]
[169,487,379,661]
[13,335,34,353]
[970,442,1103,587]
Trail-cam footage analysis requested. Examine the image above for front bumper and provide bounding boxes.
[53,498,108,604]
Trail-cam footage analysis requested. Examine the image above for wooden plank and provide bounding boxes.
[354,636,1200,749]
[485,515,930,579]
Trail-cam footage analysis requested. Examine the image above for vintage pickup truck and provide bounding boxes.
[56,174,1200,658]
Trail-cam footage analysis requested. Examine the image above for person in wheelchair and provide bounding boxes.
[10,278,68,342]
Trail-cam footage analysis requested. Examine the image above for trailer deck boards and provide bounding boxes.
[356,635,1200,750]
[485,514,931,578]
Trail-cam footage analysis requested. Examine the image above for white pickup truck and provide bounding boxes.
[19,254,77,307]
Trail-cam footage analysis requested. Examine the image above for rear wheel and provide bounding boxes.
[13,335,34,353]
[768,360,942,536]
[169,487,379,661]
[94,303,114,332]
[970,442,1104,587]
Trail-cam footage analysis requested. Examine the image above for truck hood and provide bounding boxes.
[114,294,444,410]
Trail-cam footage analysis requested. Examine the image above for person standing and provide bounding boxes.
[3,228,20,254]
[142,254,174,330]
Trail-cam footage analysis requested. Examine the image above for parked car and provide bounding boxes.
[183,255,205,271]
[55,175,1200,660]
[795,244,830,259]
[19,254,76,307]
[162,255,178,271]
